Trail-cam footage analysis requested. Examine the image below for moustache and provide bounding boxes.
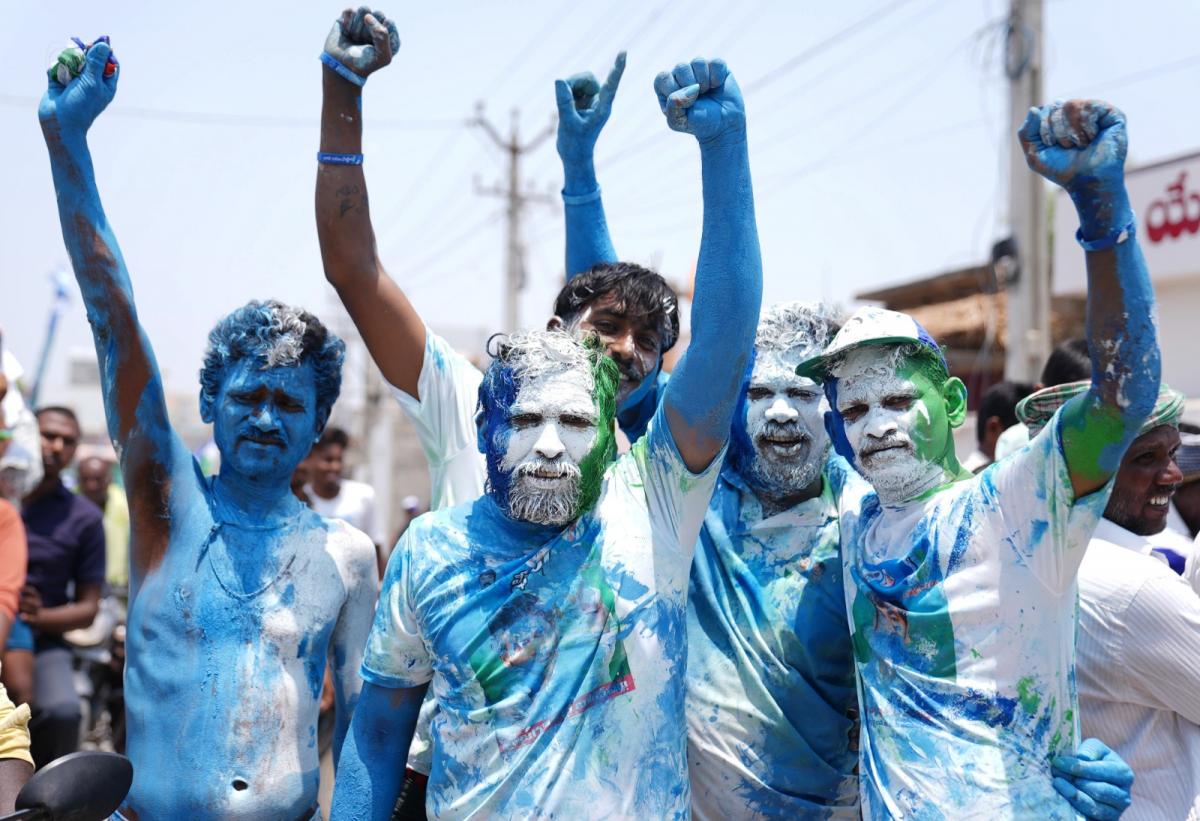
[240,430,285,446]
[515,461,582,481]
[755,421,811,446]
[859,435,910,458]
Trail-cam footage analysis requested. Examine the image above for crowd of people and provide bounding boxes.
[0,6,1196,820]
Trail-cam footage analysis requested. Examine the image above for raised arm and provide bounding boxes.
[654,59,762,472]
[1020,100,1160,498]
[38,41,178,575]
[555,53,625,276]
[316,7,426,398]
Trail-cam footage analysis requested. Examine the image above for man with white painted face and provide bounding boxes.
[797,99,1157,819]
[39,38,378,819]
[329,45,762,821]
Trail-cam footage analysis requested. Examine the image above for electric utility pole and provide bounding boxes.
[1004,0,1050,382]
[473,104,556,332]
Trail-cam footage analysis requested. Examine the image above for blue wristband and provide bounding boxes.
[320,52,366,87]
[1076,216,1136,252]
[318,152,363,166]
[561,186,602,206]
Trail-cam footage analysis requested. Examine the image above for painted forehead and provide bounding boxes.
[750,346,822,387]
[510,365,597,409]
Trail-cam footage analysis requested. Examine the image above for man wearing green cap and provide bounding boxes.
[797,97,1157,819]
[1021,381,1200,820]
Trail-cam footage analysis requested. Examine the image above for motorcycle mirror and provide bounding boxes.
[13,751,132,821]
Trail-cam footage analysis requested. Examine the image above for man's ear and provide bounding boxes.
[475,408,488,454]
[943,377,968,428]
[314,408,331,440]
[546,316,566,332]
[199,393,214,425]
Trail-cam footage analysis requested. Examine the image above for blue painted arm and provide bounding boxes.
[1019,100,1160,497]
[330,681,427,820]
[556,53,625,277]
[328,541,379,767]
[654,59,762,473]
[38,41,179,575]
[1051,738,1134,820]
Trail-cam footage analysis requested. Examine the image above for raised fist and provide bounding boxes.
[555,52,626,164]
[38,39,118,136]
[324,6,400,80]
[654,58,744,146]
[1019,99,1127,197]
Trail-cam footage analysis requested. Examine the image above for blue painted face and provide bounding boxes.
[210,358,321,484]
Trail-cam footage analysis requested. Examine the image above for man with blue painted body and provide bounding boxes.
[329,41,763,819]
[39,39,378,819]
[795,99,1154,819]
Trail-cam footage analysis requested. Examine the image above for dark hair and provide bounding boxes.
[318,426,349,450]
[199,300,345,425]
[553,262,680,353]
[35,405,80,427]
[1040,338,1090,387]
[976,380,1034,444]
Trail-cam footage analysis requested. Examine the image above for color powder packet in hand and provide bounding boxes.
[47,36,117,85]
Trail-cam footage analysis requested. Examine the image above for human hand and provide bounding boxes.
[555,52,626,165]
[17,585,40,623]
[1019,100,1130,234]
[653,58,744,147]
[38,39,118,137]
[324,6,400,81]
[1051,738,1134,821]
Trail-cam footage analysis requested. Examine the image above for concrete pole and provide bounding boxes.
[1004,0,1050,382]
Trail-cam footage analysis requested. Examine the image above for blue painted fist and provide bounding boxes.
[1020,99,1127,195]
[555,52,626,165]
[1051,737,1134,820]
[654,58,745,146]
[38,39,117,136]
[324,6,400,80]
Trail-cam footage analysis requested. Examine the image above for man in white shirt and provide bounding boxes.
[305,426,385,549]
[1020,380,1200,820]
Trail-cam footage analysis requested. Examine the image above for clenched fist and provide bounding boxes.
[324,6,400,80]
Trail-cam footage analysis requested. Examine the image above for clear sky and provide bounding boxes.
[5,0,1200,400]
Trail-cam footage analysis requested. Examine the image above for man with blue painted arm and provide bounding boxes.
[329,44,763,819]
[794,99,1154,819]
[558,57,1136,820]
[39,37,379,819]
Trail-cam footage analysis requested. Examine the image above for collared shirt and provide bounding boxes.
[362,406,722,820]
[686,458,859,820]
[1077,518,1200,821]
[21,480,105,609]
[837,409,1112,818]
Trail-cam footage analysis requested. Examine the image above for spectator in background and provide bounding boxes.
[10,406,104,767]
[304,427,385,561]
[76,455,129,594]
[0,337,42,503]
[1019,382,1200,820]
[1169,426,1200,538]
[993,338,1091,463]
[963,379,1034,472]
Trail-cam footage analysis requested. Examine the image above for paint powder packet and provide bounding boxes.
[47,36,117,85]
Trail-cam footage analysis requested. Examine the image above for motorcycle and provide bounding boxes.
[64,594,126,754]
[0,750,131,821]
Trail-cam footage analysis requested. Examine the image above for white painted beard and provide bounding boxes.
[856,436,945,505]
[506,461,582,526]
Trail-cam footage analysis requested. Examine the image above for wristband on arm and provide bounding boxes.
[317,152,364,166]
[1076,216,1136,252]
[319,52,366,87]
[561,186,602,206]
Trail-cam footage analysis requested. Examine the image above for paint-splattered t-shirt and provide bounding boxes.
[837,409,1113,819]
[686,456,860,821]
[362,406,722,820]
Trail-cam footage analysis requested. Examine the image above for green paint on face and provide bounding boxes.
[574,339,620,517]
[1016,676,1041,714]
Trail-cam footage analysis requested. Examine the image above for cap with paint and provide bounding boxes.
[795,306,946,382]
[1017,380,1186,437]
[1176,432,1200,484]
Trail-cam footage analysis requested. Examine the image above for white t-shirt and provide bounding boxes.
[837,409,1112,819]
[386,328,486,511]
[361,407,723,820]
[1077,519,1200,821]
[306,478,383,546]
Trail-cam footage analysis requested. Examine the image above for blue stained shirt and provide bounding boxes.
[686,456,860,820]
[838,409,1114,819]
[362,406,724,820]
[616,369,671,443]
